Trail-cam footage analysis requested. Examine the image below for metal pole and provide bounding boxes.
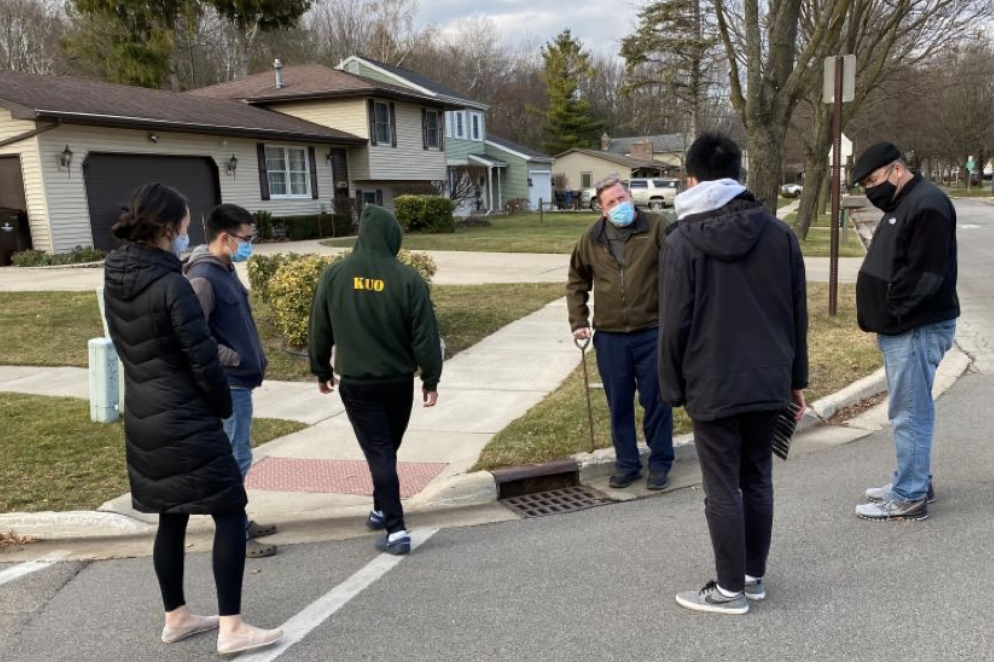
[829,55,843,316]
[539,199,544,224]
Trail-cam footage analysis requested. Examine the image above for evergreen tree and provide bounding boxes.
[537,30,603,155]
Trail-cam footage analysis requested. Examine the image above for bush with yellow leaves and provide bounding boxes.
[265,250,437,350]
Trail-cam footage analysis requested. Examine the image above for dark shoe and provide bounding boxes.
[608,471,642,489]
[375,533,411,556]
[646,470,670,491]
[246,520,278,538]
[365,510,386,531]
[246,539,277,558]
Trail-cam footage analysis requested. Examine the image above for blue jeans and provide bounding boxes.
[878,319,956,501]
[593,327,674,474]
[222,388,254,480]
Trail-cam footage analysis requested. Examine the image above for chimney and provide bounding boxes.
[630,139,654,161]
[274,59,284,89]
[600,132,611,151]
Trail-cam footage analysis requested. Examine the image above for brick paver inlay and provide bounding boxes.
[245,458,448,497]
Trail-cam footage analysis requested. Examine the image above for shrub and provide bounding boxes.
[11,247,106,267]
[247,253,306,303]
[264,250,437,350]
[394,195,456,234]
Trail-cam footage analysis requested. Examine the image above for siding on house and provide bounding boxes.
[32,125,344,252]
[553,151,641,191]
[273,97,446,182]
[0,110,52,252]
[483,143,529,205]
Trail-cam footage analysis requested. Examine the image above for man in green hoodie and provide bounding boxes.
[309,205,442,556]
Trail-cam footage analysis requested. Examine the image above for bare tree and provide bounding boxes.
[0,0,65,74]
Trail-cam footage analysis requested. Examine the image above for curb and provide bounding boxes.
[1,347,971,543]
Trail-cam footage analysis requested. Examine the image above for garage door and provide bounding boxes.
[83,154,220,251]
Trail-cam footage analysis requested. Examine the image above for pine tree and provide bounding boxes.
[537,30,604,155]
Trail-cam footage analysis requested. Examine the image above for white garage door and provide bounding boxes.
[528,170,552,211]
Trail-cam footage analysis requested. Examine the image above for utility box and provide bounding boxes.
[89,338,120,423]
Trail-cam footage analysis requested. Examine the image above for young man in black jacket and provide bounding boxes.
[658,133,808,615]
[850,142,959,521]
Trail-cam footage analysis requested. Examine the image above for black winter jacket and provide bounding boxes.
[658,195,808,421]
[856,174,959,335]
[103,243,246,514]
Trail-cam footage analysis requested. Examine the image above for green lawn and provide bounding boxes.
[782,211,866,258]
[474,282,880,471]
[0,283,568,381]
[323,212,599,254]
[0,392,305,512]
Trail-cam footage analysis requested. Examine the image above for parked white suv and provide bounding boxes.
[628,178,682,209]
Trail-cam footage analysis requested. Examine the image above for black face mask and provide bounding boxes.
[865,180,898,212]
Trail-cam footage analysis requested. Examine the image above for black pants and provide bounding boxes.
[153,510,246,616]
[692,410,779,594]
[339,378,415,534]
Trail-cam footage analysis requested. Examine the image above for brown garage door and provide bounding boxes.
[83,153,220,251]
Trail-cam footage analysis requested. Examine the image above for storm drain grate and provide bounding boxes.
[501,485,610,518]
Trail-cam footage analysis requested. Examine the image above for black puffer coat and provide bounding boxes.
[103,243,246,514]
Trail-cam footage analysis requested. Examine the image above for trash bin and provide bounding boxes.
[0,207,32,266]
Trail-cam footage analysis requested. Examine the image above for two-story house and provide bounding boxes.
[339,56,554,214]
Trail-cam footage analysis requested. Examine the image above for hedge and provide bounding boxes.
[394,195,456,234]
[11,247,106,267]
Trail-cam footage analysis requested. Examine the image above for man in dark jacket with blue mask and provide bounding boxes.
[567,175,675,491]
[185,203,277,559]
[659,133,808,615]
[850,142,959,522]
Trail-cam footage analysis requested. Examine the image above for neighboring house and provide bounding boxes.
[600,133,686,174]
[189,63,452,212]
[553,148,667,194]
[338,56,554,213]
[0,68,363,257]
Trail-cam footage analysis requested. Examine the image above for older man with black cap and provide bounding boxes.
[851,141,959,522]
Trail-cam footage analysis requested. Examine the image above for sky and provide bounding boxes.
[415,1,643,59]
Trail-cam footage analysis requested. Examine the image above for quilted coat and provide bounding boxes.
[103,243,246,514]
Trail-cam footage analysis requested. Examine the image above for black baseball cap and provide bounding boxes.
[850,142,903,186]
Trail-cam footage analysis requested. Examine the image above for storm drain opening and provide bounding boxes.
[501,485,611,518]
[492,460,611,518]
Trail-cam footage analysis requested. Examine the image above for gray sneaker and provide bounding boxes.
[675,580,749,615]
[865,481,935,503]
[855,498,928,521]
[744,578,765,601]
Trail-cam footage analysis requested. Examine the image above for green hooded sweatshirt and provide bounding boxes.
[308,205,442,390]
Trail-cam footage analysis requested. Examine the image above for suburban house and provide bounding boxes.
[338,56,554,213]
[0,67,366,258]
[553,148,668,194]
[600,133,686,175]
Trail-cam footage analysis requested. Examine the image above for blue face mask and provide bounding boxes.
[607,201,635,227]
[172,233,190,256]
[231,240,253,263]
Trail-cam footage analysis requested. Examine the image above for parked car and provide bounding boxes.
[781,183,803,198]
[628,178,683,210]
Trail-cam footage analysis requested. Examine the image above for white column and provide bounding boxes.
[487,166,494,211]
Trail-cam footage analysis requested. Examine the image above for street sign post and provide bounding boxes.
[824,54,856,316]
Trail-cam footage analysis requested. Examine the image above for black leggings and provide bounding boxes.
[153,511,246,616]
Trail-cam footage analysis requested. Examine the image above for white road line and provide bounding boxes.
[239,528,439,662]
[0,550,71,587]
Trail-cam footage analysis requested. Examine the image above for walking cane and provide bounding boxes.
[575,336,596,454]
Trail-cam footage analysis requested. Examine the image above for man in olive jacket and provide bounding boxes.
[567,175,675,490]
[309,205,442,556]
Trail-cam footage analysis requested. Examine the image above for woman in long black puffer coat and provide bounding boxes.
[103,182,281,656]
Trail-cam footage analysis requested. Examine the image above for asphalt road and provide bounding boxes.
[2,199,992,662]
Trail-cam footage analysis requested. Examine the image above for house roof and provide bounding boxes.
[554,148,663,170]
[605,133,685,155]
[189,64,452,108]
[486,134,553,163]
[340,56,488,110]
[0,69,365,145]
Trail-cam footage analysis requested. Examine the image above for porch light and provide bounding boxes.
[58,144,73,177]
[226,154,238,176]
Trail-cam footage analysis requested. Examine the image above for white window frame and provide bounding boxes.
[470,111,483,141]
[455,111,466,139]
[425,109,442,149]
[373,100,392,145]
[264,145,311,199]
[445,111,453,138]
